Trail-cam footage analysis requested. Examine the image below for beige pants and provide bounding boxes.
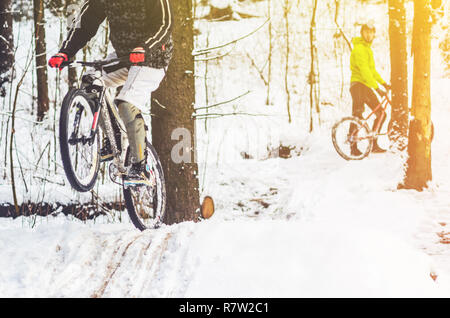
[95,53,166,163]
[98,53,166,111]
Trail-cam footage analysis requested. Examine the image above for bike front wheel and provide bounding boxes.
[59,89,100,192]
[123,141,167,231]
[332,116,373,161]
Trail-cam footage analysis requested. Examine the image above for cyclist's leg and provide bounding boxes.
[349,83,366,154]
[363,86,386,152]
[350,82,365,119]
[116,66,165,165]
[117,102,147,164]
[364,87,385,133]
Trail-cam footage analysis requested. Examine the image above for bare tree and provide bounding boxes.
[152,0,200,224]
[33,0,49,121]
[0,0,14,77]
[309,0,320,132]
[283,0,292,123]
[267,0,272,106]
[388,0,409,149]
[401,0,433,190]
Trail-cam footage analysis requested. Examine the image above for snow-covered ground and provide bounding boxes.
[1,71,449,297]
[0,0,449,297]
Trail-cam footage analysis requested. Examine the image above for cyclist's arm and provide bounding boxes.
[353,45,379,89]
[372,67,386,86]
[142,0,173,54]
[60,0,106,59]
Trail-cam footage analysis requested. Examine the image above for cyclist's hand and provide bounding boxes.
[48,52,68,70]
[376,87,387,97]
[130,47,145,64]
[382,83,391,91]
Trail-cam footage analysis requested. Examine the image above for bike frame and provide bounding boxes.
[349,92,392,143]
[64,59,130,173]
[361,93,392,137]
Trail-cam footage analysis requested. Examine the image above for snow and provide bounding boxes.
[0,0,449,298]
[1,103,450,297]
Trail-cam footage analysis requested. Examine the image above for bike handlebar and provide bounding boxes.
[60,56,131,69]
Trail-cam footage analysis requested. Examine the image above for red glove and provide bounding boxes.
[130,47,145,64]
[48,52,68,70]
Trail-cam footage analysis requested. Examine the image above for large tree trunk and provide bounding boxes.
[0,0,14,76]
[401,0,432,190]
[151,0,200,224]
[388,0,409,149]
[33,0,49,121]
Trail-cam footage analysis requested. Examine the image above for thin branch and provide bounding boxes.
[194,43,236,62]
[192,18,270,56]
[194,91,251,112]
[193,112,273,120]
[246,52,268,86]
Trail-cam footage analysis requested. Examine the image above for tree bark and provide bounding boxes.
[266,0,272,106]
[151,0,200,224]
[0,0,14,76]
[388,0,409,149]
[283,0,291,123]
[401,0,432,190]
[309,0,320,132]
[33,0,50,121]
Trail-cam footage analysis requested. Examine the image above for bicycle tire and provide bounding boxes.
[332,116,373,161]
[123,141,167,231]
[59,88,100,192]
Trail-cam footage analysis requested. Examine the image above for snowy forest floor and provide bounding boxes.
[0,75,449,297]
[1,0,449,298]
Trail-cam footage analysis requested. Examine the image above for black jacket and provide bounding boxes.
[60,0,173,69]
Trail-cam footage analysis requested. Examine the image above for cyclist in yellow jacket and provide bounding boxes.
[350,22,390,155]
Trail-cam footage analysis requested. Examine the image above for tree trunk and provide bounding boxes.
[401,0,432,190]
[309,0,320,132]
[0,0,14,76]
[266,0,272,106]
[151,0,200,225]
[283,0,291,123]
[33,0,49,121]
[388,0,409,149]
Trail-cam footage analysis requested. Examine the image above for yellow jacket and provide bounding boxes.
[350,37,385,89]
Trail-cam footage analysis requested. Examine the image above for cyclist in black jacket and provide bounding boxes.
[49,0,173,186]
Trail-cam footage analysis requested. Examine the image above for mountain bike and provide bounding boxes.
[332,90,434,161]
[59,58,166,231]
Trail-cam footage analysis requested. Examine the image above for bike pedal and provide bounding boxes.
[123,180,152,188]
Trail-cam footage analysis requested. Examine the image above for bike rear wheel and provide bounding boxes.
[332,116,373,161]
[59,89,100,192]
[123,141,166,231]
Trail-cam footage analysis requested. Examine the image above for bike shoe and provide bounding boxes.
[100,137,114,162]
[372,143,387,153]
[123,160,153,188]
[350,145,363,157]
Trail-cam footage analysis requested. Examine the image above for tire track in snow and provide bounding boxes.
[130,232,172,297]
[91,233,143,298]
[89,229,174,298]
